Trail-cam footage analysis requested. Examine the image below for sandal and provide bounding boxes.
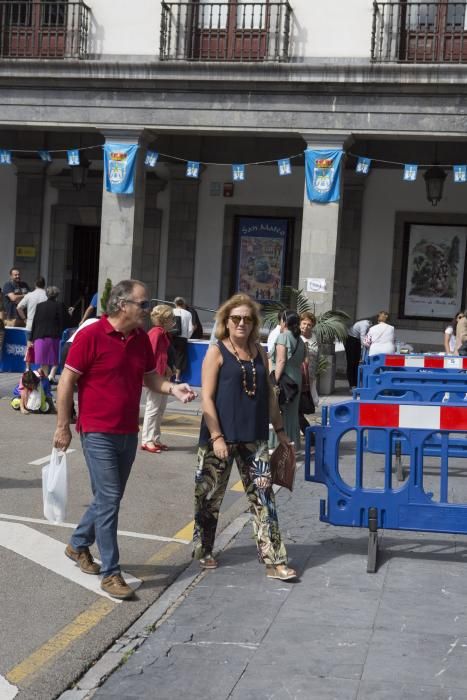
[155,443,169,451]
[141,443,162,453]
[199,556,218,570]
[266,564,297,581]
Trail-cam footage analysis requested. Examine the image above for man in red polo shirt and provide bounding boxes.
[53,279,196,600]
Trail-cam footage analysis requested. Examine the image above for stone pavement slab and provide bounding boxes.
[91,440,467,700]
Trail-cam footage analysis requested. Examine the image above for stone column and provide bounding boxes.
[334,171,366,320]
[298,134,351,313]
[13,158,49,286]
[164,164,200,302]
[98,130,147,296]
[299,134,351,395]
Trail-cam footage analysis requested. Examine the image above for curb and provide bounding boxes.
[57,511,252,700]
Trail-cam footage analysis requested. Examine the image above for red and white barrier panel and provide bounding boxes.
[384,355,467,369]
[359,403,467,431]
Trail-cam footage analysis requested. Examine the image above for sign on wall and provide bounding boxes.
[236,217,288,302]
[15,246,36,260]
[401,224,467,320]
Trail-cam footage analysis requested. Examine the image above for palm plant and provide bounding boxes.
[100,278,112,315]
[262,286,349,347]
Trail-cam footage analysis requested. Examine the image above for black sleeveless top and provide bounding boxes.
[199,341,269,445]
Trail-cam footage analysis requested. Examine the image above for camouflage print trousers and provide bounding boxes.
[193,440,288,566]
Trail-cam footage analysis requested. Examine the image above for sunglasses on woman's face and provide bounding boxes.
[229,315,253,326]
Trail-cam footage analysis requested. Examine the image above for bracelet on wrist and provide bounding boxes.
[211,433,224,444]
[275,427,285,434]
[167,383,175,395]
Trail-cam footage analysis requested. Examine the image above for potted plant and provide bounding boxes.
[262,287,349,395]
[100,278,112,315]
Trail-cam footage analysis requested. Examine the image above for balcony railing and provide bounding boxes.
[0,1,90,59]
[160,1,292,62]
[372,1,467,62]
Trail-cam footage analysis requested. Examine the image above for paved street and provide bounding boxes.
[60,386,467,700]
[0,376,251,700]
[5,375,467,700]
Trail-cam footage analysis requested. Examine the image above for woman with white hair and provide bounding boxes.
[31,286,69,383]
[141,304,175,453]
[365,311,395,357]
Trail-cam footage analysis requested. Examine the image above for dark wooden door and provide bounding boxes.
[69,225,100,325]
[1,0,67,58]
[191,0,269,61]
[400,0,467,61]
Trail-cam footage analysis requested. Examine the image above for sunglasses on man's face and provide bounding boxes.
[229,315,253,325]
[122,299,150,311]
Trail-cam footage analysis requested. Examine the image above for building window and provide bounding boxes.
[160,0,291,62]
[0,0,85,58]
[400,0,467,62]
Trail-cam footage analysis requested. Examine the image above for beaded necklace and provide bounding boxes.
[229,339,257,398]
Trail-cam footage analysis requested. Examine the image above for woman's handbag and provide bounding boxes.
[270,337,301,406]
[270,442,296,491]
[270,371,299,406]
[299,390,315,415]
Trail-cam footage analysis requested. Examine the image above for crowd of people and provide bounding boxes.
[4,267,467,598]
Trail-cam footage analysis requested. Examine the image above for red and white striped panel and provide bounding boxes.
[384,355,467,370]
[359,403,467,431]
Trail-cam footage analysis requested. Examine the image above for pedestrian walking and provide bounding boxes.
[444,311,463,355]
[193,293,297,581]
[299,311,318,436]
[53,279,196,600]
[456,309,467,355]
[31,286,69,384]
[141,304,175,454]
[2,267,30,326]
[269,309,306,448]
[17,276,47,332]
[171,296,193,382]
[78,291,99,325]
[364,311,395,357]
[17,276,48,369]
[345,317,371,388]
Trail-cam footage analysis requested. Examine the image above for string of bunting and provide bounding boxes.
[1,143,466,183]
[2,143,464,200]
[350,152,467,183]
[0,143,304,181]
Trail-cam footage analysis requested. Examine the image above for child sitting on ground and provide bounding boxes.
[11,369,54,414]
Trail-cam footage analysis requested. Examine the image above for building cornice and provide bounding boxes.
[0,59,467,93]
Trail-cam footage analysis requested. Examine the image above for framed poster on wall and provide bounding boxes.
[400,223,467,320]
[235,217,288,302]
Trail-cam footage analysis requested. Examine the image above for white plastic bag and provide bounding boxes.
[42,448,68,524]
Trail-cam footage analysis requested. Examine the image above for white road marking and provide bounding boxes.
[28,450,76,466]
[0,521,141,602]
[0,675,18,699]
[0,514,190,544]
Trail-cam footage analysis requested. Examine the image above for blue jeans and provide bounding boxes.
[70,432,138,577]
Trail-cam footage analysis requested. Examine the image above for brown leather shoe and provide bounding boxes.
[101,573,135,600]
[65,544,101,575]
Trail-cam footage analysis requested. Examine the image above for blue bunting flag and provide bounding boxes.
[186,161,200,178]
[278,158,292,176]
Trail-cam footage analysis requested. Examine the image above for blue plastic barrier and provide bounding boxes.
[305,398,467,571]
[181,340,209,386]
[359,353,467,388]
[355,370,467,402]
[0,327,30,372]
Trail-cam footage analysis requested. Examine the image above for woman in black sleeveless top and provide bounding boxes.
[193,293,297,581]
